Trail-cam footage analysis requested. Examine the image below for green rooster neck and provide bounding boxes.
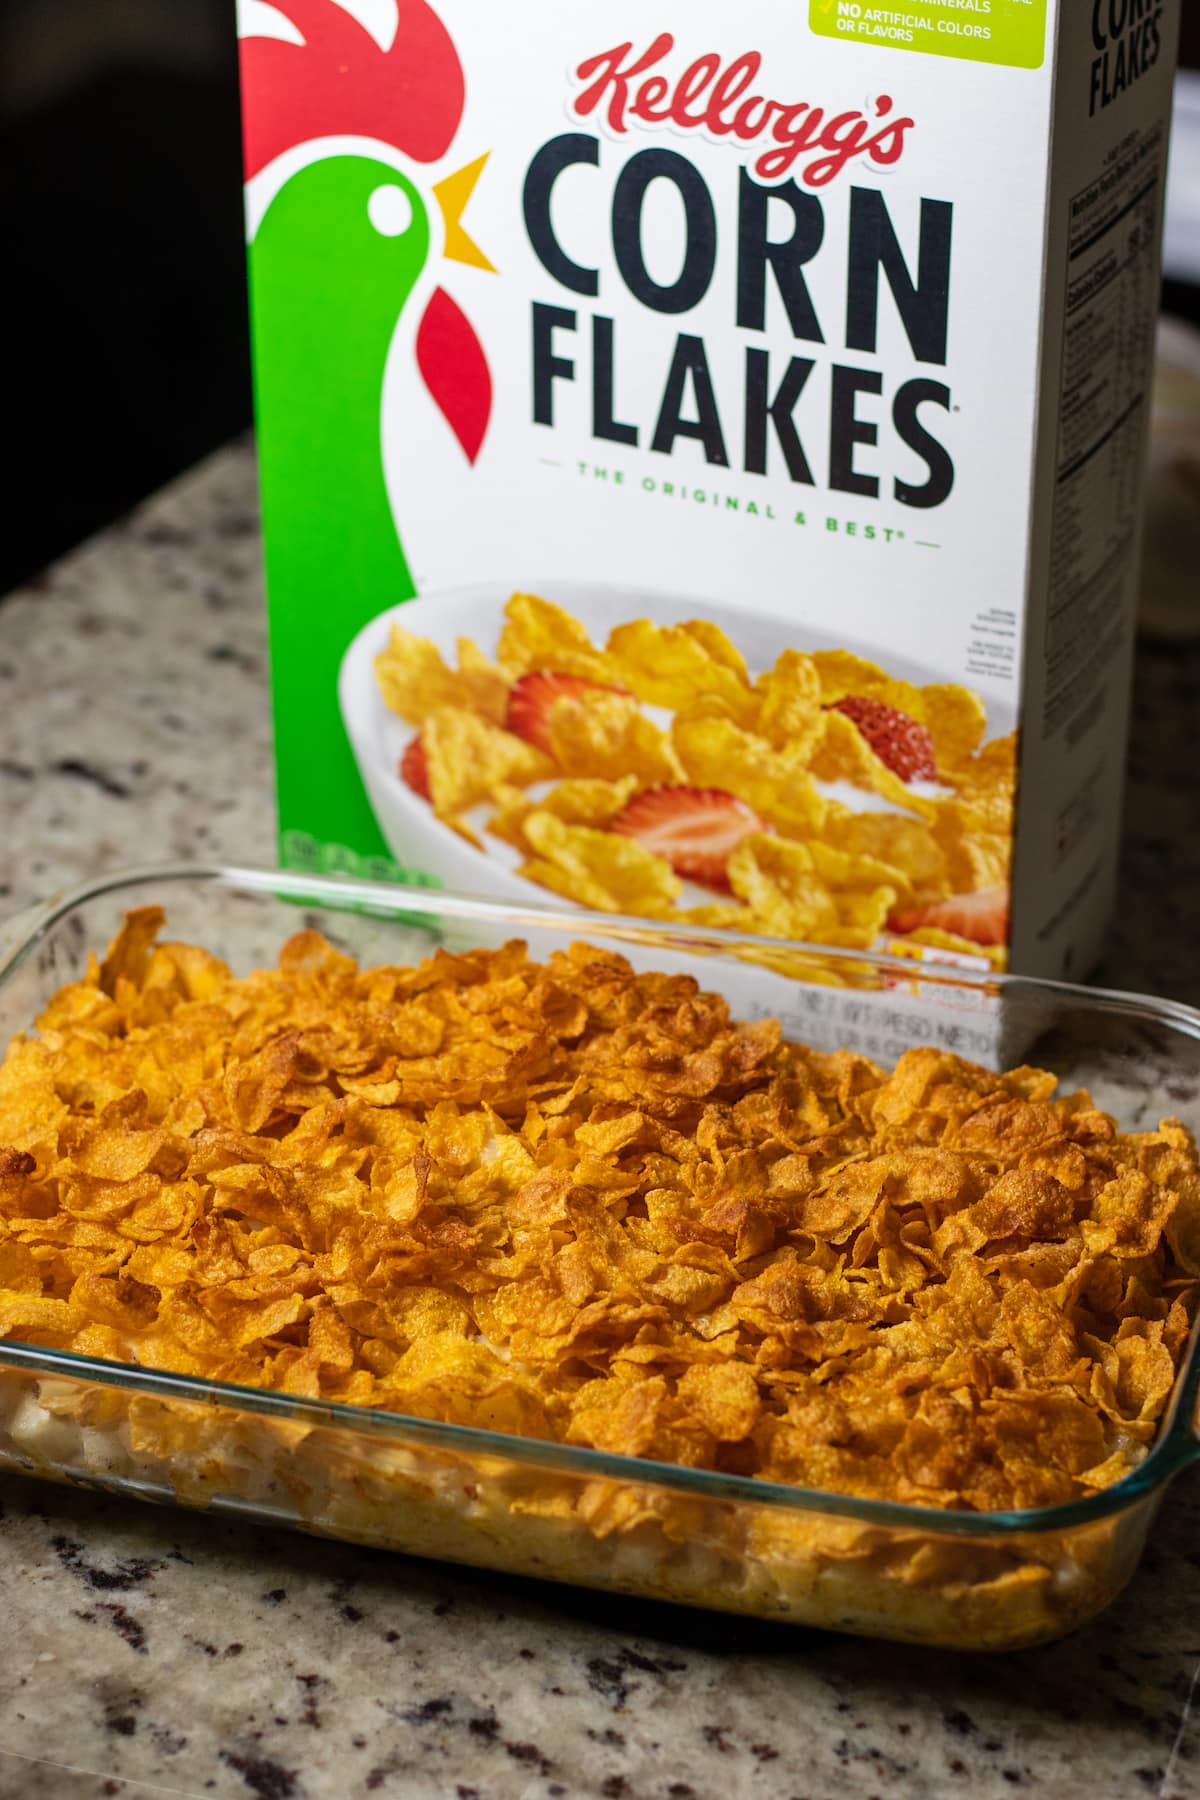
[249,154,431,863]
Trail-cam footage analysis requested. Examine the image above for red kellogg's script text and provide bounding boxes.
[571,34,913,187]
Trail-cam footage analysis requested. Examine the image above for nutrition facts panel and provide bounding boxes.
[1044,123,1163,739]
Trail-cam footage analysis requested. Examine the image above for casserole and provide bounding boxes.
[0,864,1196,1650]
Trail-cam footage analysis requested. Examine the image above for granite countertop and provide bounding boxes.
[0,443,1198,1800]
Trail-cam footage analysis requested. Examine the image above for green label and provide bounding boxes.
[809,0,1046,67]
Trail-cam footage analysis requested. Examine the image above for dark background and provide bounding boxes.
[1,2,1197,598]
[1,0,249,596]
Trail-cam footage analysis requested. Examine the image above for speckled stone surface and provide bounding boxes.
[0,443,1198,1800]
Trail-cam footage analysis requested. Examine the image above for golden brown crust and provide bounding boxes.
[0,910,1196,1513]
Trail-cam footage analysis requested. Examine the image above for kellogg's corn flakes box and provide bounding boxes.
[239,0,1180,982]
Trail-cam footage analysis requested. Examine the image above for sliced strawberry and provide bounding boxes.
[611,786,763,890]
[505,670,624,756]
[399,734,431,801]
[828,696,937,783]
[889,885,1009,948]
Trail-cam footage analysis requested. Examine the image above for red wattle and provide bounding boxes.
[416,288,493,466]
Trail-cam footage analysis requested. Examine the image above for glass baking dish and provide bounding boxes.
[0,864,1196,1652]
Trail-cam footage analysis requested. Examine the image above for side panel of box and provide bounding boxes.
[1010,0,1181,982]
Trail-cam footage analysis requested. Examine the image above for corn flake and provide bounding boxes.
[375,625,510,726]
[497,593,617,683]
[811,711,937,820]
[672,715,826,839]
[605,618,753,716]
[422,706,553,820]
[547,692,682,785]
[519,812,682,914]
[487,777,639,853]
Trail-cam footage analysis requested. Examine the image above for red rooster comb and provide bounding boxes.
[240,0,466,178]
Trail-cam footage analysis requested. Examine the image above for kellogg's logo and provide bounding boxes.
[569,33,913,188]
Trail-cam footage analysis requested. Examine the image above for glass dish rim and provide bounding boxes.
[0,857,1196,1540]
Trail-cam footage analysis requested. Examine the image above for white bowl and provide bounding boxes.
[338,579,1016,899]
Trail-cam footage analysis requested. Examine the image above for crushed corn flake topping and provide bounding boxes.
[0,908,1197,1512]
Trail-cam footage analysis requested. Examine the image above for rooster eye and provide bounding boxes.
[367,185,414,238]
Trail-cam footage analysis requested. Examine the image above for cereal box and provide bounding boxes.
[239,0,1180,980]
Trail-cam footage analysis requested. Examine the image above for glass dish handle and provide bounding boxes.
[0,898,51,978]
[1187,1356,1200,1470]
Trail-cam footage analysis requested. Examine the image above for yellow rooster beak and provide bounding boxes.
[434,155,496,273]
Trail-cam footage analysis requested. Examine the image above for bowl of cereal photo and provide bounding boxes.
[338,583,1018,965]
